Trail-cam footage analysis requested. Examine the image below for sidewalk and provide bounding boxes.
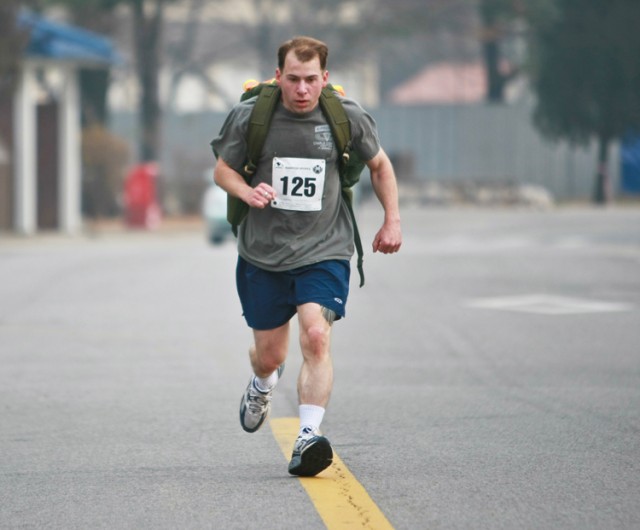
[0,215,206,247]
[85,214,204,235]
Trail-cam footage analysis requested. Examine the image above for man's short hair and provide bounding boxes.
[278,36,328,71]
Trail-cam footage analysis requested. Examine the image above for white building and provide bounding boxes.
[1,10,120,235]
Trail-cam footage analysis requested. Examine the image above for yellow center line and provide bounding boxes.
[270,417,395,530]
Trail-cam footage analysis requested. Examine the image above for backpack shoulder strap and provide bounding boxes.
[319,87,366,287]
[227,84,280,237]
[244,84,280,176]
[319,86,351,167]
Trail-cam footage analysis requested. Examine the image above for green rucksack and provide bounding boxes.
[226,81,367,287]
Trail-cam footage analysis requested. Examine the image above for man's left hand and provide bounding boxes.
[372,221,402,254]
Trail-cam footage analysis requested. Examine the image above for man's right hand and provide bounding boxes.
[245,183,277,209]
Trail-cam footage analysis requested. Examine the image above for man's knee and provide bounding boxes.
[253,325,289,369]
[302,321,332,358]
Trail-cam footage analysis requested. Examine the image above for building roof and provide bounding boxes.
[19,9,121,66]
[388,62,487,105]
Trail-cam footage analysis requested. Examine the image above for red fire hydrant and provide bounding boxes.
[123,162,161,229]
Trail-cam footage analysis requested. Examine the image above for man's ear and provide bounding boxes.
[275,68,282,85]
[322,69,329,87]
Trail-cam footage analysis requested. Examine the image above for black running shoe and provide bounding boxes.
[288,428,333,477]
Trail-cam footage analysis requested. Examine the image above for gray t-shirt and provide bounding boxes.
[211,95,380,271]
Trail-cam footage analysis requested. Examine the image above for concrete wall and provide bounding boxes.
[110,101,620,208]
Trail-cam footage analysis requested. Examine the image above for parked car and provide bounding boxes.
[202,177,231,245]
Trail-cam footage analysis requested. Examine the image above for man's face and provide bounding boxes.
[276,51,328,114]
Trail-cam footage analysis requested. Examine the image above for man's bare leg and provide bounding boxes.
[288,302,334,476]
[239,322,289,433]
[251,322,290,378]
[297,303,333,408]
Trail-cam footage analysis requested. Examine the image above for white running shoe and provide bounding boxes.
[239,364,284,433]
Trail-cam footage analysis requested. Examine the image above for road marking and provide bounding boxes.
[466,294,634,315]
[270,417,394,530]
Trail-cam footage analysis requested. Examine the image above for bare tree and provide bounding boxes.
[0,0,30,98]
[131,0,164,161]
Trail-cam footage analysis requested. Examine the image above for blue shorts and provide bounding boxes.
[236,257,350,330]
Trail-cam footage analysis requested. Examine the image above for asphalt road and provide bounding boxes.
[1,204,639,530]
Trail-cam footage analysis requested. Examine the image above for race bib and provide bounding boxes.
[271,157,325,211]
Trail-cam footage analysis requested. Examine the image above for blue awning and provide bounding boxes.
[19,10,121,66]
[622,132,640,194]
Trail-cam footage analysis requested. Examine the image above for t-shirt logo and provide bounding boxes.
[314,125,333,151]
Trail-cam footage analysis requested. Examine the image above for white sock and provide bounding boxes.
[299,404,325,434]
[253,369,279,392]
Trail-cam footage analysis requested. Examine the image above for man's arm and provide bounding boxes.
[366,147,402,254]
[214,157,276,209]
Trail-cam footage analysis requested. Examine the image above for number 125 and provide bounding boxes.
[279,176,317,197]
